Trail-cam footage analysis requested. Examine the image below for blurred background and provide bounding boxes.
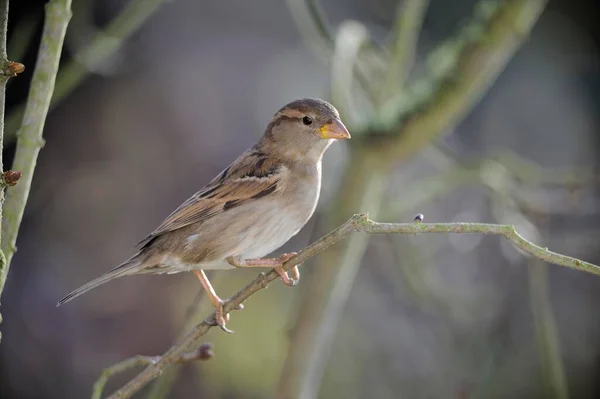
[1,0,599,398]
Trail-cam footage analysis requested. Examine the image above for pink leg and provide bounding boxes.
[193,270,233,333]
[227,253,300,287]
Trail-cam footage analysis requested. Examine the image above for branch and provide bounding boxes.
[92,344,214,399]
[0,0,9,203]
[285,0,334,61]
[146,274,224,399]
[381,0,430,99]
[276,146,389,398]
[0,0,7,64]
[0,0,72,301]
[3,0,169,139]
[384,150,598,220]
[278,1,549,396]
[330,21,371,128]
[0,0,9,344]
[105,214,598,399]
[371,0,547,154]
[528,262,569,398]
[0,0,24,343]
[285,0,375,101]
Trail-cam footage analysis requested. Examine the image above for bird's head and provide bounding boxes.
[260,98,350,162]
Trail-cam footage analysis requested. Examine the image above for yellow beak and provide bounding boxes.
[319,119,351,140]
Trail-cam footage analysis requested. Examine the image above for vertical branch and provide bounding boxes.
[0,0,9,234]
[3,0,168,140]
[0,0,72,296]
[0,3,9,335]
[285,0,334,61]
[276,147,389,398]
[330,21,370,129]
[528,261,569,399]
[381,0,430,100]
[377,0,547,160]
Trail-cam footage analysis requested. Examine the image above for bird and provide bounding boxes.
[58,98,350,333]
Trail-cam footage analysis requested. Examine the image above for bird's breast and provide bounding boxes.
[239,164,321,259]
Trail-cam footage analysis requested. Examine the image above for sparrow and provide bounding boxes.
[58,98,350,333]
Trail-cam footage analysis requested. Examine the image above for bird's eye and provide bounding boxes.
[302,116,313,126]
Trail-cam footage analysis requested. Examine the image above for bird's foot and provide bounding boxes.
[226,252,300,286]
[212,298,234,334]
[211,301,245,334]
[274,252,299,287]
[194,269,236,334]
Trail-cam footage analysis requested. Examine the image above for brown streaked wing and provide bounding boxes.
[136,151,282,248]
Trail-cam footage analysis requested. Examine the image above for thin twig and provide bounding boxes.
[381,0,430,100]
[104,214,598,399]
[4,0,169,139]
[285,0,374,100]
[432,143,599,188]
[92,344,214,399]
[0,0,72,296]
[330,21,371,128]
[285,0,333,61]
[146,274,224,399]
[490,151,598,187]
[92,355,160,399]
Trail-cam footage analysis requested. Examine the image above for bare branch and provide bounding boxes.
[276,147,389,398]
[92,344,214,399]
[0,0,10,344]
[330,21,371,127]
[285,0,334,60]
[528,262,569,398]
[373,0,548,151]
[92,356,160,399]
[3,0,169,139]
[105,213,598,399]
[0,0,72,300]
[381,0,430,99]
[146,274,226,399]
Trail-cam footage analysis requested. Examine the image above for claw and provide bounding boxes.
[290,266,300,283]
[274,267,295,286]
[219,324,235,334]
[274,253,300,287]
[274,265,300,287]
[214,301,234,334]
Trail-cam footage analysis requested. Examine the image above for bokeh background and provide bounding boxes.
[1,0,599,398]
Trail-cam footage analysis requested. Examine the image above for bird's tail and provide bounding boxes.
[57,257,144,306]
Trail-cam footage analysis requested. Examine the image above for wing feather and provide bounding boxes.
[137,150,282,248]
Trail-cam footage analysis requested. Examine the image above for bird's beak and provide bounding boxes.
[320,119,351,140]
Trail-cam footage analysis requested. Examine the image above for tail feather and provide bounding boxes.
[57,259,142,306]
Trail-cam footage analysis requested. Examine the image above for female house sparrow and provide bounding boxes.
[58,98,350,333]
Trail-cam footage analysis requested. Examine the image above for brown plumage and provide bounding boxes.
[58,98,350,332]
